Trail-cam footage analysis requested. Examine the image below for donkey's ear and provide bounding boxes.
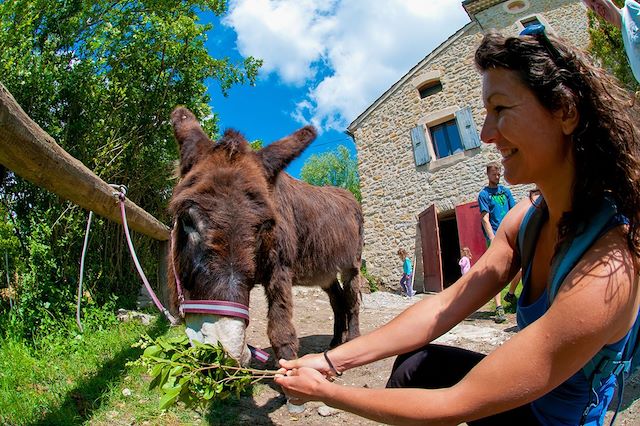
[258,126,317,180]
[171,107,213,176]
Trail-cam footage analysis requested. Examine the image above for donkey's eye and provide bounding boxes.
[181,214,197,235]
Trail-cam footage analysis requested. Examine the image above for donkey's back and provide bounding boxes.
[274,174,363,288]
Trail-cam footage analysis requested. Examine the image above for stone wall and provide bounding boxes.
[352,0,589,287]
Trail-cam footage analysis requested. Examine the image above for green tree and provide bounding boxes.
[300,145,361,203]
[250,139,264,151]
[586,0,639,91]
[0,0,262,336]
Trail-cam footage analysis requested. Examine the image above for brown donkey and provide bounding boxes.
[168,107,363,364]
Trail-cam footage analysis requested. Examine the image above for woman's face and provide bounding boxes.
[480,68,574,186]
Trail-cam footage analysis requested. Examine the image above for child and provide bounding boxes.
[458,247,472,276]
[397,248,415,297]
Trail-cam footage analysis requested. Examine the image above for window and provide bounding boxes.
[430,119,463,158]
[418,80,443,99]
[503,0,530,14]
[410,106,481,166]
[520,16,542,28]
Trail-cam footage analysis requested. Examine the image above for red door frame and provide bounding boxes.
[418,204,443,292]
[455,201,487,266]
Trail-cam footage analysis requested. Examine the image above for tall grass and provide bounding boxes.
[0,306,171,425]
[0,301,271,426]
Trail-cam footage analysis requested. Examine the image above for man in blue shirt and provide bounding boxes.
[478,162,519,323]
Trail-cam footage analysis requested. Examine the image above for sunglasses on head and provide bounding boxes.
[519,23,563,63]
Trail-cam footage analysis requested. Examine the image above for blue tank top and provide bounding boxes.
[517,273,630,425]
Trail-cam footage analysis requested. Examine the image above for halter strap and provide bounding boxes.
[181,300,250,324]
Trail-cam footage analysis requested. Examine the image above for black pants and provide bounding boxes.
[386,344,540,426]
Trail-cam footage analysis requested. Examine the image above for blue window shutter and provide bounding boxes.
[410,125,431,166]
[455,106,481,150]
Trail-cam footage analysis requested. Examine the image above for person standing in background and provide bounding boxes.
[459,247,472,276]
[478,162,520,322]
[397,248,415,297]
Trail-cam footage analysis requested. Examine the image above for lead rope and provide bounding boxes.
[112,185,179,325]
[76,210,93,332]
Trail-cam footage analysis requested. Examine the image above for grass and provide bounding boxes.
[0,312,272,426]
[0,315,205,425]
[0,302,284,426]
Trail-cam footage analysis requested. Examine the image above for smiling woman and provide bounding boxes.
[275,27,640,425]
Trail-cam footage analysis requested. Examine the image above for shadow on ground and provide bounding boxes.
[465,310,494,321]
[33,319,170,425]
[614,373,640,412]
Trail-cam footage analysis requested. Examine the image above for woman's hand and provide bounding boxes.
[274,367,334,404]
[279,352,339,378]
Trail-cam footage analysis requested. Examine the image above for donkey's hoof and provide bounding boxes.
[274,343,298,362]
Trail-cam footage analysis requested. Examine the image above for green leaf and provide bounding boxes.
[159,385,182,410]
[170,365,184,376]
[143,345,162,358]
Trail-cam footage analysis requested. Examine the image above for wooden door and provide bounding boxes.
[455,201,487,265]
[418,204,443,292]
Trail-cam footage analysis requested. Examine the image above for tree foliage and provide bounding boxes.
[0,0,262,337]
[586,0,640,92]
[300,145,361,203]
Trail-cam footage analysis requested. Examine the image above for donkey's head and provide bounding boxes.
[168,107,316,364]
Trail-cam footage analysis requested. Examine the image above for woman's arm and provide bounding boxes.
[276,226,639,424]
[582,0,622,29]
[281,198,533,374]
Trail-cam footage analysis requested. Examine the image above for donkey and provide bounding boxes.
[168,107,363,365]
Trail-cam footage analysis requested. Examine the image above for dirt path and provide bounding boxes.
[238,286,640,425]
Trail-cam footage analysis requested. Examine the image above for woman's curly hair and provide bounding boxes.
[475,30,640,256]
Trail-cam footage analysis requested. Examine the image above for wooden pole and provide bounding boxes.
[0,82,169,241]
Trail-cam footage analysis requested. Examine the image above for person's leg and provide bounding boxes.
[406,274,416,297]
[386,344,484,389]
[505,269,522,303]
[399,274,409,296]
[386,344,539,425]
[494,294,505,323]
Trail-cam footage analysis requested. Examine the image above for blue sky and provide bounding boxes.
[200,0,470,178]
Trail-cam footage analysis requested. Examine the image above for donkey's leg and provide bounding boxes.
[324,280,348,348]
[264,266,298,361]
[340,267,362,341]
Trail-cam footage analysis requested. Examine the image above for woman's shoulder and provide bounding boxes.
[495,197,537,246]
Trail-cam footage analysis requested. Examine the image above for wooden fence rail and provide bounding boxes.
[0,82,170,241]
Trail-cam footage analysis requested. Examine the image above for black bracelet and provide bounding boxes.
[323,350,342,377]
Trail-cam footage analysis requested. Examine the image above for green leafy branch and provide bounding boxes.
[129,334,278,410]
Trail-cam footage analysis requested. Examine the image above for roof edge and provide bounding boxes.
[347,21,476,133]
[462,0,505,17]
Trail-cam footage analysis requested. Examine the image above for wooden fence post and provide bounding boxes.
[0,82,170,241]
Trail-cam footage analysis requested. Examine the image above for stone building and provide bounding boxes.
[347,0,590,292]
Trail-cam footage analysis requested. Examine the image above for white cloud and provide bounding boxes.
[224,0,470,131]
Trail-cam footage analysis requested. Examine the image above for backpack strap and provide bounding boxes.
[547,197,620,303]
[517,197,547,281]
